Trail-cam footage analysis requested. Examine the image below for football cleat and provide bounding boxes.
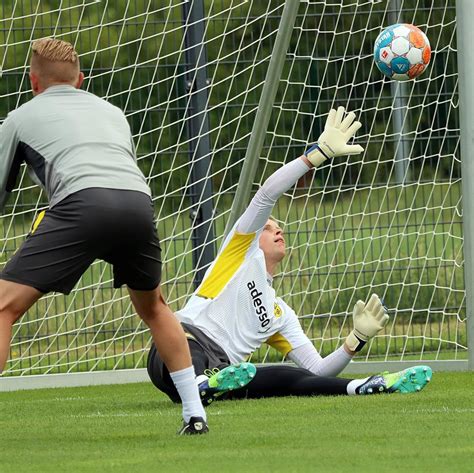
[356,365,432,395]
[198,362,257,406]
[178,416,209,435]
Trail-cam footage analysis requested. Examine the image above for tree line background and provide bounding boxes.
[0,0,459,202]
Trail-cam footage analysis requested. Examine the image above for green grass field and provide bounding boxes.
[1,372,473,473]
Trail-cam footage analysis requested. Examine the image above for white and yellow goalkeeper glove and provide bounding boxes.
[304,106,364,167]
[345,294,390,352]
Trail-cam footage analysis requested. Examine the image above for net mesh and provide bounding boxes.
[0,0,465,376]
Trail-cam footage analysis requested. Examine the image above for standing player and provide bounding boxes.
[147,106,432,404]
[0,38,207,435]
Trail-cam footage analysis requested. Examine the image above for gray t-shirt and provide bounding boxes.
[0,85,151,210]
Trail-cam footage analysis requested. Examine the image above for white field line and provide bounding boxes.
[69,410,226,419]
[401,407,474,414]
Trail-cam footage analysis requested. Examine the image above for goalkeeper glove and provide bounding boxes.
[345,294,389,352]
[304,106,364,167]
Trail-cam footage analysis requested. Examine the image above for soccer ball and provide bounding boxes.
[374,24,431,81]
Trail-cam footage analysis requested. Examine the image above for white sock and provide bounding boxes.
[169,366,207,422]
[195,374,208,386]
[346,377,370,395]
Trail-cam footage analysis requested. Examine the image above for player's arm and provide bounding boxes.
[237,106,364,234]
[287,342,352,377]
[235,157,310,234]
[266,300,352,377]
[274,294,389,376]
[0,115,21,212]
[291,294,390,374]
[265,313,352,376]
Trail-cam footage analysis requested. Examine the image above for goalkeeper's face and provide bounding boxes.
[259,219,286,264]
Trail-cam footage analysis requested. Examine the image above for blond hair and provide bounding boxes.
[32,37,79,63]
[30,37,80,86]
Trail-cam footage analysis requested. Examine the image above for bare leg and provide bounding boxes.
[0,280,43,373]
[128,285,206,424]
[127,285,191,372]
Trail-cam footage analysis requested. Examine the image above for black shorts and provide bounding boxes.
[147,322,230,403]
[0,188,161,294]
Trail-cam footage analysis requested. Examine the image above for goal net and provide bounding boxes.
[0,0,465,380]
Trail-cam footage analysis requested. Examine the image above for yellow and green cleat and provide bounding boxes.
[198,362,257,405]
[357,365,432,395]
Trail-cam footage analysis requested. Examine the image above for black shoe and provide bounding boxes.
[355,374,387,395]
[178,416,209,435]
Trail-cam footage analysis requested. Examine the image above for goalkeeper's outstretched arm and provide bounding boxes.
[236,106,364,234]
[236,157,310,233]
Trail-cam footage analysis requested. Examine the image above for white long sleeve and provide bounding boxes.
[236,157,310,234]
[288,342,352,377]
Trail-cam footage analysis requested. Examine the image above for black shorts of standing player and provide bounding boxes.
[0,188,161,294]
[147,323,352,403]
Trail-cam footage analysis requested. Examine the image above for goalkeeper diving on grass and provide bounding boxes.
[147,106,432,405]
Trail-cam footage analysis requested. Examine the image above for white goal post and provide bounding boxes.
[0,0,471,390]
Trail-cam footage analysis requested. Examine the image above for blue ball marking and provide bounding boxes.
[376,60,393,78]
[374,28,394,50]
[374,44,380,62]
[391,56,410,74]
